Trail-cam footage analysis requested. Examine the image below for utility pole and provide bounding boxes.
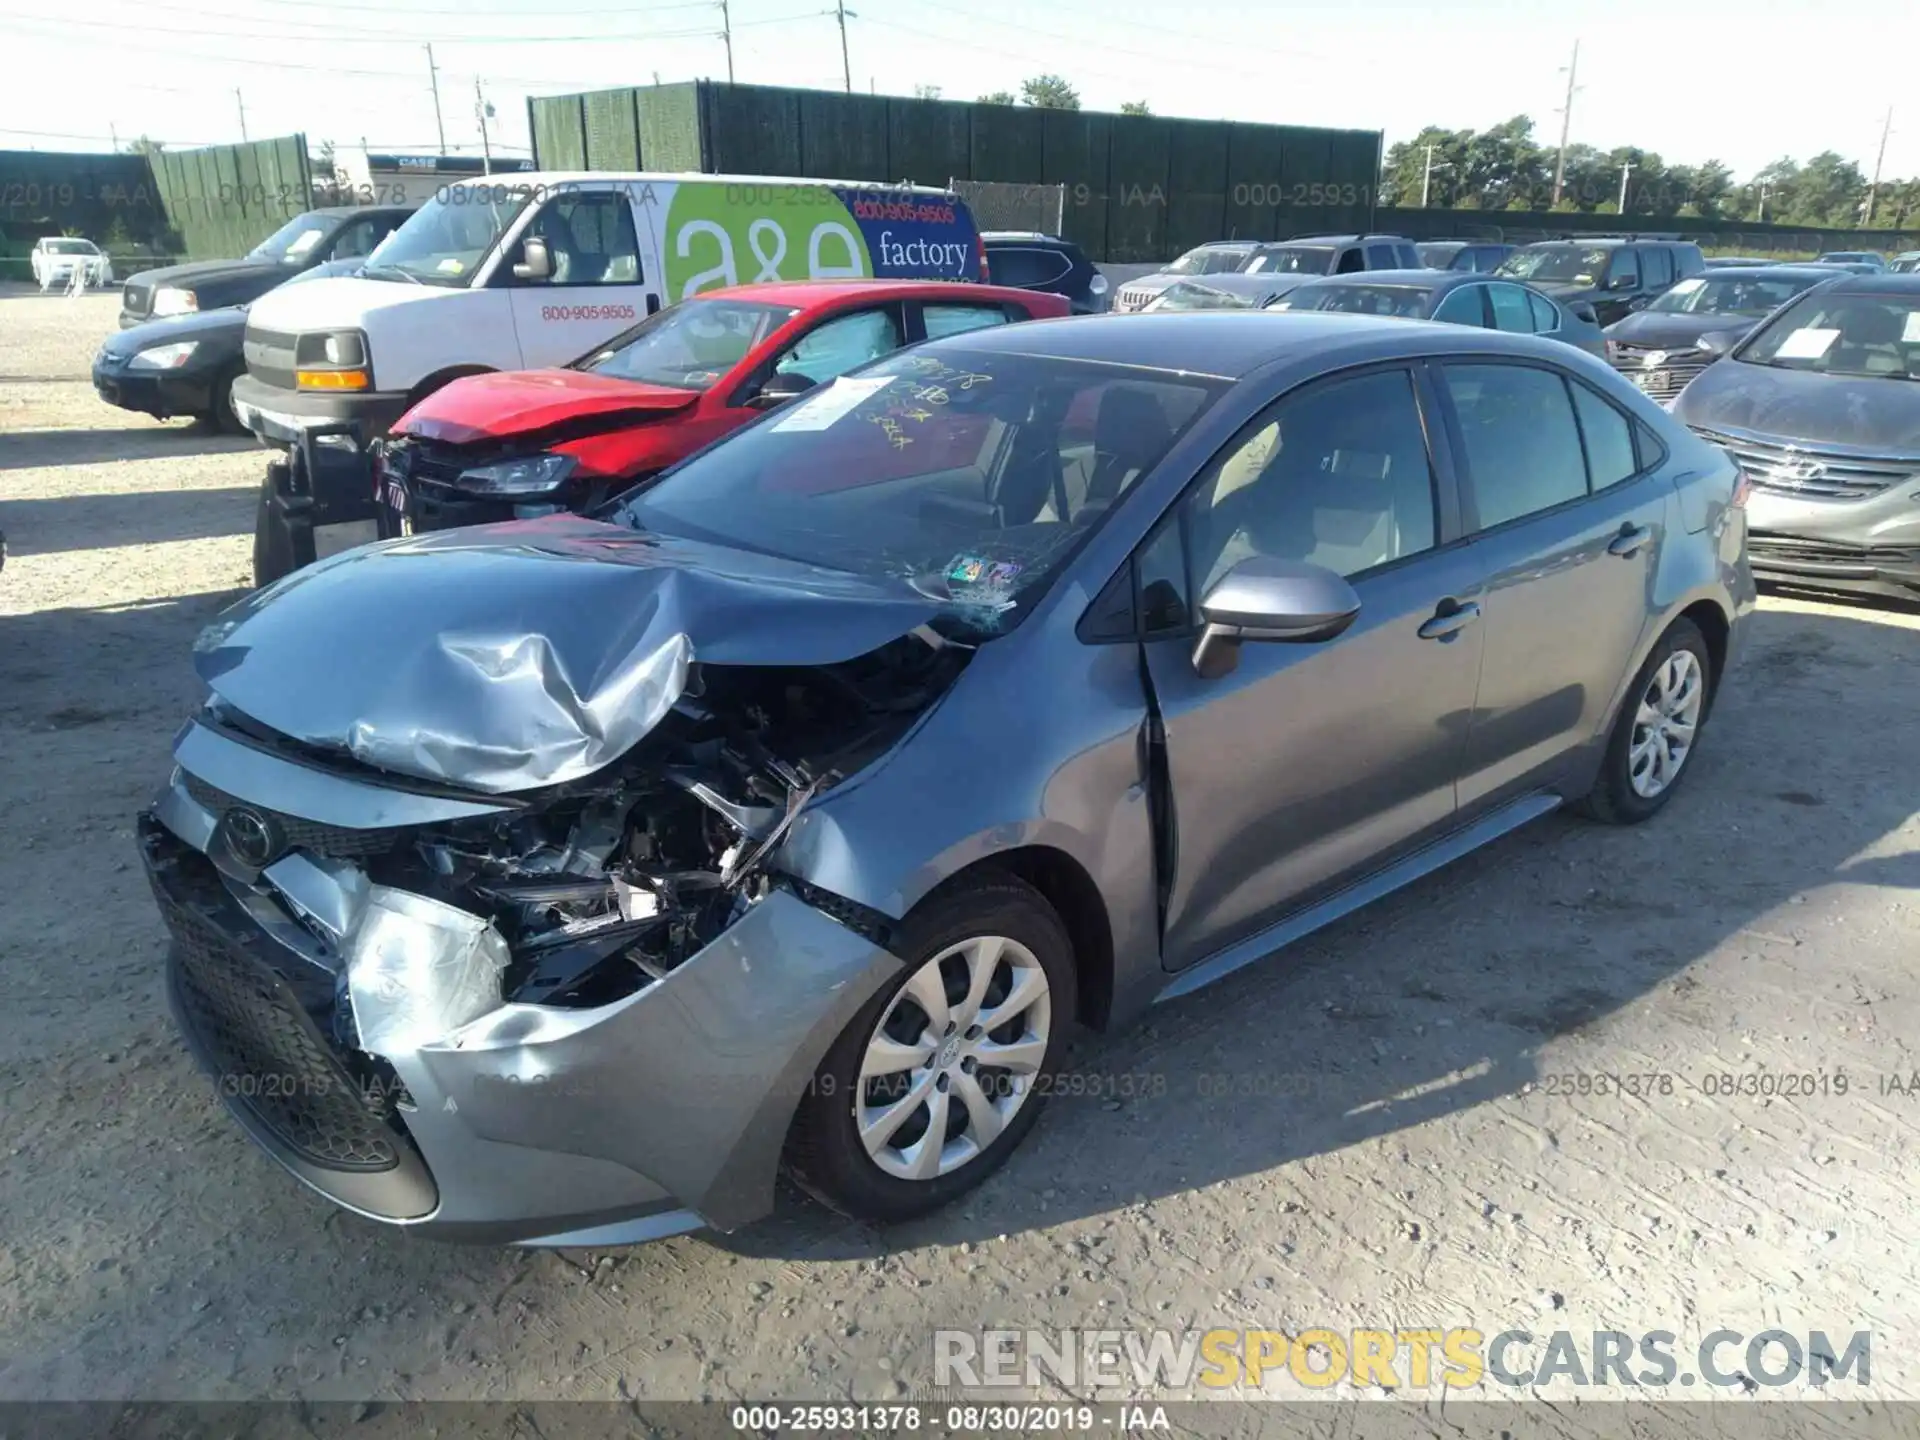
[474,78,495,175]
[1420,143,1449,208]
[1617,158,1633,214]
[1756,179,1769,223]
[110,122,119,152]
[835,0,855,94]
[425,44,447,154]
[235,89,248,141]
[717,0,734,83]
[1865,106,1894,224]
[1551,39,1581,207]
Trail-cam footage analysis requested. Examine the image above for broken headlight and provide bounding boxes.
[456,453,576,498]
[346,886,509,1052]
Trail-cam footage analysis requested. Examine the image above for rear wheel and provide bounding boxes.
[1578,618,1712,824]
[787,873,1075,1224]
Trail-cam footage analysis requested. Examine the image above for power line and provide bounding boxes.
[14,10,749,44]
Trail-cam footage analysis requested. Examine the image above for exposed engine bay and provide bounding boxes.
[327,631,965,1011]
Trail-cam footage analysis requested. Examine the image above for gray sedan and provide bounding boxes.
[139,313,1753,1243]
[1273,269,1608,357]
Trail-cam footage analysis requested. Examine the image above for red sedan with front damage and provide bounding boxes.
[370,279,1068,537]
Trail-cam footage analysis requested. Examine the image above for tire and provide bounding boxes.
[787,872,1077,1224]
[1578,617,1713,825]
[209,365,247,434]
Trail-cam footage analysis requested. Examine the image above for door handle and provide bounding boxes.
[1417,600,1481,641]
[1608,523,1653,558]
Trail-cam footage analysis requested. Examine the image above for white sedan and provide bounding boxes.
[31,237,114,291]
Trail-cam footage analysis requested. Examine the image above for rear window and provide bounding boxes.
[986,246,1072,288]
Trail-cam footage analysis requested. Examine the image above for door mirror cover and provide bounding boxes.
[749,370,820,409]
[513,237,553,282]
[1191,557,1362,678]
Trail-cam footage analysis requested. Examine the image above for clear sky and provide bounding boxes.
[5,0,1913,185]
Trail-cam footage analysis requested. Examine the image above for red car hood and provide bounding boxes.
[396,369,699,446]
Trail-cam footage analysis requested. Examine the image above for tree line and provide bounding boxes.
[1382,116,1918,229]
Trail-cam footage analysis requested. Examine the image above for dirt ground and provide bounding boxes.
[4,284,1920,1412]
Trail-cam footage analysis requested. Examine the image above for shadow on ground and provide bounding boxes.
[0,484,261,554]
[0,426,257,472]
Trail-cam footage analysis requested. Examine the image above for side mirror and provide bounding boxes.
[1609,274,1639,292]
[1190,557,1362,679]
[748,370,819,410]
[1694,329,1738,358]
[512,236,552,282]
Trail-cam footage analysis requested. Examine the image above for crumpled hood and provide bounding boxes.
[1673,358,1920,452]
[193,515,946,795]
[395,369,698,446]
[1604,311,1757,350]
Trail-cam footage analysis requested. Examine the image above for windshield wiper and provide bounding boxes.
[361,263,424,285]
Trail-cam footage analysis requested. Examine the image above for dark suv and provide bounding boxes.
[1496,238,1706,326]
[981,232,1108,313]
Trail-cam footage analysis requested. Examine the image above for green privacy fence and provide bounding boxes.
[527,82,1384,263]
[148,135,312,261]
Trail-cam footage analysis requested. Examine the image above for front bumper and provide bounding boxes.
[92,358,216,420]
[1746,478,1920,600]
[232,373,412,447]
[140,726,902,1243]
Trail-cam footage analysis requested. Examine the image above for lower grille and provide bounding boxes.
[1608,346,1709,401]
[1690,427,1920,501]
[1749,532,1920,568]
[163,894,400,1172]
[182,771,402,860]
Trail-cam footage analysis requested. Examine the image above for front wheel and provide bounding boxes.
[787,873,1076,1224]
[1579,617,1713,824]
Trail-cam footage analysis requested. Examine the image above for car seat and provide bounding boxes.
[1828,304,1906,375]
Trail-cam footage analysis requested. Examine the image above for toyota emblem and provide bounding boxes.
[221,807,282,868]
[1772,458,1827,483]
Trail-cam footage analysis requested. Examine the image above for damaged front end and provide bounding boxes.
[143,576,968,1241]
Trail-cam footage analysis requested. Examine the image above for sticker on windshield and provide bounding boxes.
[1904,312,1920,343]
[769,374,895,432]
[436,257,465,275]
[1669,277,1705,294]
[1774,327,1839,359]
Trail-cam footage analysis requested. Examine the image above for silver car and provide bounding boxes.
[140,313,1753,1244]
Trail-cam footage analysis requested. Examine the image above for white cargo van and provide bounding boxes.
[232,170,986,444]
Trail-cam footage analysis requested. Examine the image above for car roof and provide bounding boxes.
[1276,234,1415,245]
[1698,265,1847,280]
[1290,269,1473,289]
[922,308,1559,378]
[708,278,1045,307]
[1824,273,1920,295]
[982,231,1062,243]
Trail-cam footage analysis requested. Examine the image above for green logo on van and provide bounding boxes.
[662,183,872,300]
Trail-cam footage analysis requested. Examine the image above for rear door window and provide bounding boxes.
[1441,363,1590,529]
[1487,283,1537,333]
[921,303,1012,340]
[1643,247,1674,289]
[1432,285,1489,326]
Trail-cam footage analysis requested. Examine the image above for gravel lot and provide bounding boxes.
[5,285,1920,1414]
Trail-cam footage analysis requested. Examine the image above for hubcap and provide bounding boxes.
[1627,649,1704,798]
[855,935,1051,1181]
